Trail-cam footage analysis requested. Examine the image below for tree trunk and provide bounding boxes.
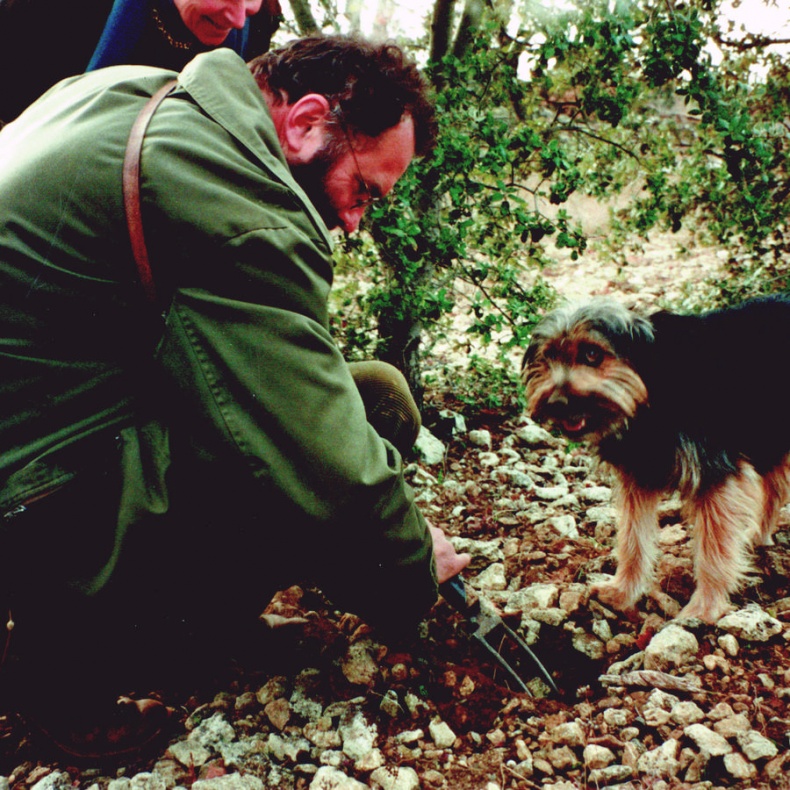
[371,175,444,408]
[452,0,486,59]
[369,0,490,410]
[376,305,427,406]
[374,0,495,410]
[285,0,319,34]
[430,0,456,68]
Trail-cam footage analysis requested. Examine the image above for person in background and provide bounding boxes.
[0,0,282,123]
[0,34,469,759]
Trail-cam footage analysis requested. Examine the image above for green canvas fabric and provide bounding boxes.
[0,50,437,633]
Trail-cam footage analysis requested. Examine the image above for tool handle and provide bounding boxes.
[439,575,469,610]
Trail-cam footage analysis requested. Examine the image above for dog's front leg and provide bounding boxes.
[591,474,662,612]
[680,464,762,623]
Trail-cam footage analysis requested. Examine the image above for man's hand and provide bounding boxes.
[429,525,471,584]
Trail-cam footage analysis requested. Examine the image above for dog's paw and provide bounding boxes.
[677,593,734,624]
[590,579,640,612]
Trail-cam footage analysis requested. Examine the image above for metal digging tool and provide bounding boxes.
[440,577,558,696]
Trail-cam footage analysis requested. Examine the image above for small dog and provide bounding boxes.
[522,295,790,623]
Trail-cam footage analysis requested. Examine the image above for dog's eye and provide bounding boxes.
[579,344,604,367]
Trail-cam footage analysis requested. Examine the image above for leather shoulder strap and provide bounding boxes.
[123,79,178,306]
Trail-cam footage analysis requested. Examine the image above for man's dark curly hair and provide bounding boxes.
[248,35,437,156]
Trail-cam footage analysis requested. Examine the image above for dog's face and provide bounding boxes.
[522,301,653,443]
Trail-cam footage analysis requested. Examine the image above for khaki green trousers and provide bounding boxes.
[348,361,421,456]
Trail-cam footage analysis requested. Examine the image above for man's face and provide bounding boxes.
[291,116,416,234]
[173,0,263,45]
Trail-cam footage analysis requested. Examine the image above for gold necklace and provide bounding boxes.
[151,4,197,51]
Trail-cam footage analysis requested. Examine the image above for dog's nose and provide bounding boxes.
[547,389,569,407]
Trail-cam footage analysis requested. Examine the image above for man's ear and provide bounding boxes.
[282,93,332,164]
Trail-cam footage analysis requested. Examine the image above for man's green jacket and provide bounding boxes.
[0,50,437,631]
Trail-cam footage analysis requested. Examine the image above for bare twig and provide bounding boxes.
[599,669,704,694]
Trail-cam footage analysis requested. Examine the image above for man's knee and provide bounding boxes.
[348,361,421,455]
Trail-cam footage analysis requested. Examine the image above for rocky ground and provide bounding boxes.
[1,232,788,790]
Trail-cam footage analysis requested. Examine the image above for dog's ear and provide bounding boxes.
[521,306,570,375]
[521,323,553,383]
[521,342,538,373]
[570,300,653,356]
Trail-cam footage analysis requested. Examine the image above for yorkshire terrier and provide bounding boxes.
[522,295,790,623]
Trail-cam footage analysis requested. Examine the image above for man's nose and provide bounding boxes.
[339,206,365,234]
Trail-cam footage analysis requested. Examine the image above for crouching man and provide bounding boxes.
[0,34,469,758]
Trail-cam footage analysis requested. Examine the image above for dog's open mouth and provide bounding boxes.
[538,403,595,438]
[537,395,620,440]
[558,415,588,436]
